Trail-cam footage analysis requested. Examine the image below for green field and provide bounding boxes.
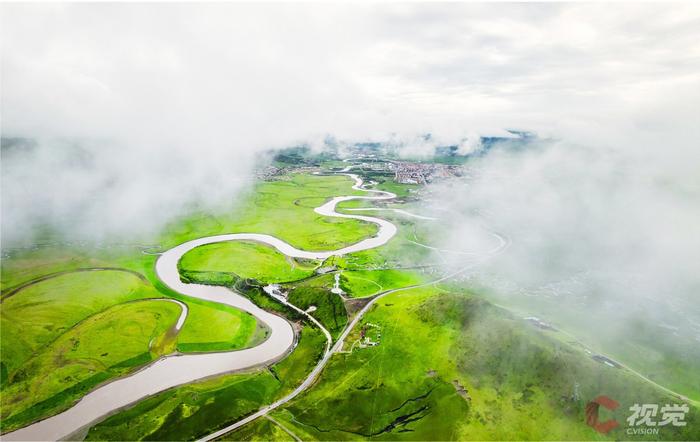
[284,280,348,338]
[0,247,127,291]
[175,300,268,353]
[373,178,420,198]
[179,240,320,284]
[0,266,263,431]
[226,287,699,441]
[0,172,379,434]
[1,300,180,430]
[1,270,158,377]
[329,200,436,272]
[160,174,377,251]
[339,269,425,298]
[3,168,698,441]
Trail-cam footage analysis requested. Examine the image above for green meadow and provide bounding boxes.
[3,168,698,442]
[226,287,699,441]
[0,266,264,432]
[175,300,268,353]
[0,172,376,433]
[179,240,320,284]
[282,276,349,338]
[160,174,376,251]
[330,200,436,272]
[1,270,153,377]
[1,299,180,430]
[339,269,425,298]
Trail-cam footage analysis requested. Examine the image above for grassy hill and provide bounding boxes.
[228,287,699,441]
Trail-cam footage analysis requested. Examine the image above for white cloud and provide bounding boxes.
[1,3,699,245]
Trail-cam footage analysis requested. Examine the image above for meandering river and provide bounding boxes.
[4,174,398,441]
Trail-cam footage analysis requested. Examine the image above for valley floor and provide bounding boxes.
[1,166,697,441]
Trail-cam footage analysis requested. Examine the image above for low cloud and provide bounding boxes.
[2,2,699,252]
[426,130,700,347]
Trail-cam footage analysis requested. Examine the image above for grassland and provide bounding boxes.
[1,299,181,431]
[329,200,435,272]
[175,300,268,353]
[0,247,125,291]
[464,284,700,403]
[1,270,157,377]
[160,174,376,251]
[221,414,298,441]
[372,178,419,198]
[0,264,263,431]
[179,241,320,284]
[85,325,327,440]
[225,287,699,441]
[7,167,696,441]
[1,171,382,434]
[283,277,348,338]
[339,269,425,298]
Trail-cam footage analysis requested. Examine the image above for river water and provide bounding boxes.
[4,174,398,441]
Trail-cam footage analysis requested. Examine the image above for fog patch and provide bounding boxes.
[427,136,700,351]
[1,137,257,247]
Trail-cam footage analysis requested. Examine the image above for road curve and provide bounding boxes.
[199,230,510,442]
[3,174,396,441]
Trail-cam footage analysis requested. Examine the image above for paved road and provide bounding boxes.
[199,231,511,441]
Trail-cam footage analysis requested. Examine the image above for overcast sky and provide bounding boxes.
[3,3,699,145]
[2,3,699,246]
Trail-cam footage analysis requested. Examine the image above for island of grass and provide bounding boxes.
[178,240,320,285]
[175,299,268,353]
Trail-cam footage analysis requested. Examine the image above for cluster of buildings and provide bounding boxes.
[390,162,463,184]
[358,322,381,348]
[338,322,383,353]
[355,161,391,172]
[255,166,282,181]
